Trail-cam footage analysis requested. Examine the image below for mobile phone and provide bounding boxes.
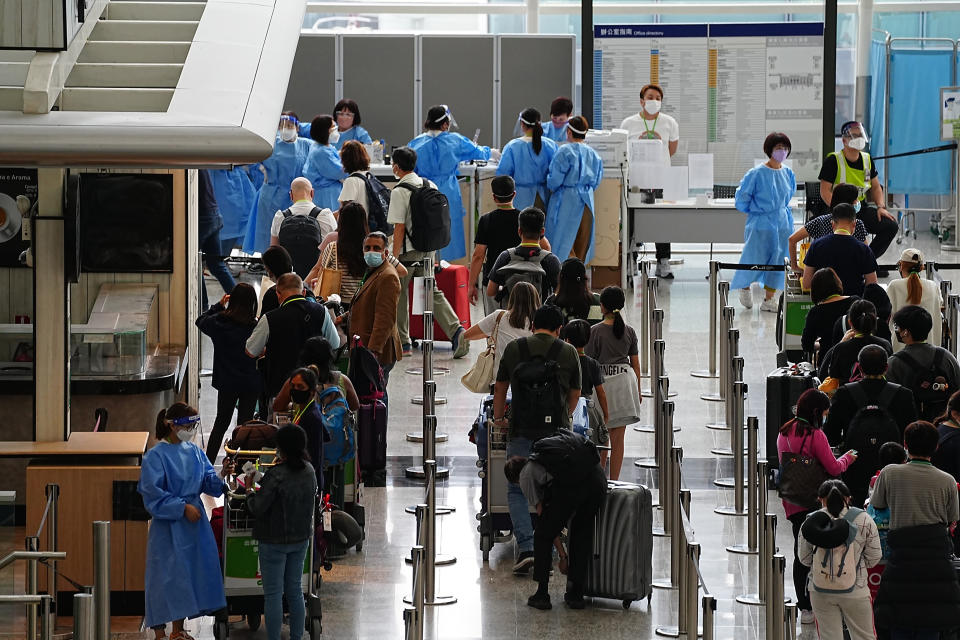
[849,449,858,456]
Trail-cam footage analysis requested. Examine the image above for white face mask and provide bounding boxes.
[643,100,661,116]
[328,129,340,145]
[280,128,297,142]
[176,426,198,442]
[848,136,866,151]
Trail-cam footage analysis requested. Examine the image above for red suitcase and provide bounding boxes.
[408,263,471,341]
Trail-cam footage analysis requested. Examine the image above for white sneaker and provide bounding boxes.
[800,609,815,624]
[738,288,753,309]
[655,259,674,279]
[760,296,779,313]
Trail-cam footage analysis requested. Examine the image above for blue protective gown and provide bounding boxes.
[138,441,226,628]
[496,136,559,210]
[545,142,604,263]
[730,164,796,290]
[334,125,373,150]
[302,143,345,210]
[209,167,257,245]
[243,135,312,253]
[408,131,491,261]
[542,121,568,144]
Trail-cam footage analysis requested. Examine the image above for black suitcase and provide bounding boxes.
[765,364,817,470]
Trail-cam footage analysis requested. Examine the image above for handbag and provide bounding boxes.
[778,428,832,510]
[313,242,342,299]
[460,311,505,393]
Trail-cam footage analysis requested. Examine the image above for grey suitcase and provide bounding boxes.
[580,480,653,608]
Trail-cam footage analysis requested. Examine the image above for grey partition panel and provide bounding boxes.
[498,35,575,148]
[421,36,496,148]
[342,35,417,150]
[285,35,337,122]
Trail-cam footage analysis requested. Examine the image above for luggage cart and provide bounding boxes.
[214,449,322,640]
[475,395,515,561]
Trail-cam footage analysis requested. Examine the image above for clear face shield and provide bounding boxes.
[278,115,298,142]
[842,122,869,151]
[436,104,458,130]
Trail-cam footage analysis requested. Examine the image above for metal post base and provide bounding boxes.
[700,392,723,402]
[405,554,456,566]
[711,447,751,457]
[706,422,728,431]
[713,477,734,488]
[656,627,702,639]
[634,457,658,469]
[405,505,455,515]
[405,433,449,443]
[634,424,681,433]
[726,543,758,555]
[690,369,719,379]
[736,593,764,606]
[405,367,450,376]
[412,396,448,405]
[651,579,676,590]
[643,389,678,399]
[405,466,450,479]
[713,506,747,516]
[403,595,458,606]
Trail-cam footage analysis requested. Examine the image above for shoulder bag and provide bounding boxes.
[778,428,832,510]
[460,311,505,393]
[313,241,342,300]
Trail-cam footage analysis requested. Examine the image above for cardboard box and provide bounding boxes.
[591,242,621,290]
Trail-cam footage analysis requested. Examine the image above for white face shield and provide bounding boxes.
[278,114,298,142]
[435,104,458,130]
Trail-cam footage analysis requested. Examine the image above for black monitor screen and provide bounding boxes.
[79,173,174,273]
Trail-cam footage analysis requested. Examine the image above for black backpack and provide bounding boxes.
[528,430,601,489]
[395,181,450,252]
[350,172,393,235]
[510,337,566,441]
[496,247,549,307]
[278,207,323,279]
[347,336,385,402]
[841,382,902,496]
[892,349,951,421]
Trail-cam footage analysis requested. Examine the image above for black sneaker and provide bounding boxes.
[513,551,535,574]
[564,592,586,609]
[527,592,552,610]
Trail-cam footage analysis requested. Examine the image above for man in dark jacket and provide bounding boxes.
[504,430,606,611]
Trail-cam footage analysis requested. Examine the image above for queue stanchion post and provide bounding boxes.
[652,396,672,536]
[639,260,651,379]
[421,460,456,606]
[643,309,676,399]
[766,554,787,640]
[653,445,682,582]
[686,543,702,638]
[691,260,720,379]
[711,351,743,458]
[715,380,748,516]
[702,300,732,404]
[407,256,449,432]
[636,340,666,467]
[702,594,716,640]
[727,417,760,553]
[784,602,798,640]
[738,511,776,606]
[655,484,691,638]
[949,294,959,354]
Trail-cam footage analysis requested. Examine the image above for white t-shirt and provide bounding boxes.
[386,172,437,256]
[886,276,943,352]
[619,112,680,166]
[339,170,370,214]
[476,309,533,374]
[270,200,337,239]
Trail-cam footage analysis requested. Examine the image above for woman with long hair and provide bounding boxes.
[801,267,858,360]
[886,248,943,352]
[585,286,643,480]
[138,403,233,640]
[818,298,892,385]
[273,337,360,412]
[496,107,558,211]
[777,389,856,625]
[460,281,540,379]
[543,258,602,325]
[196,282,262,463]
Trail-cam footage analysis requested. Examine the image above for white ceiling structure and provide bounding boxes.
[0,0,307,167]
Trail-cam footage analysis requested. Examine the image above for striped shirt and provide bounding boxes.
[871,460,960,530]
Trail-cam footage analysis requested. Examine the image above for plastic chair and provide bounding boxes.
[804,181,828,220]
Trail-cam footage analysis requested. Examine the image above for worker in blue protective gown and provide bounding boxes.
[332,99,373,150]
[138,403,234,639]
[497,107,558,211]
[302,114,346,210]
[209,166,257,256]
[542,96,573,144]
[409,104,495,261]
[545,115,604,263]
[243,113,312,254]
[730,132,796,313]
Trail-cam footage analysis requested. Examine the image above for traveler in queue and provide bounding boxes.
[409,104,496,262]
[497,107,558,211]
[802,204,878,297]
[801,267,858,360]
[788,183,866,272]
[545,115,603,263]
[818,121,898,271]
[302,115,346,210]
[542,96,573,143]
[620,84,680,279]
[886,248,943,352]
[244,112,312,254]
[730,132,795,313]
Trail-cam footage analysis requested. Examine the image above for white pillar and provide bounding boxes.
[855,0,875,126]
[526,0,539,34]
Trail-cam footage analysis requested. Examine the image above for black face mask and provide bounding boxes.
[291,388,312,404]
[894,329,904,345]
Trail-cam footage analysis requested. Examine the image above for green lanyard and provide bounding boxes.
[642,114,660,136]
[293,398,315,425]
[281,296,305,308]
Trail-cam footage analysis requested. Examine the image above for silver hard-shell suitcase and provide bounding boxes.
[579,480,653,608]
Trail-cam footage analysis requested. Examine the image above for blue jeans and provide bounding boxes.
[258,540,309,640]
[200,214,236,311]
[506,437,534,554]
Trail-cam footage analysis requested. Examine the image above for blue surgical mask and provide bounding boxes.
[364,251,384,268]
[853,200,861,214]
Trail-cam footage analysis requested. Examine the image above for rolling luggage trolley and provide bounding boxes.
[475,394,522,561]
[214,448,323,640]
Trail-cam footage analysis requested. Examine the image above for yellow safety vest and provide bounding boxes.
[829,151,872,201]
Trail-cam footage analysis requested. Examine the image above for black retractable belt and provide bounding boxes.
[717,263,786,272]
[872,142,957,161]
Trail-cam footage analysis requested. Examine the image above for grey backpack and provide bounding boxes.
[496,247,548,308]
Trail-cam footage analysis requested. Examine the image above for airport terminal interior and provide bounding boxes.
[4,1,960,639]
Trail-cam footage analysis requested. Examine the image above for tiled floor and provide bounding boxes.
[2,224,947,639]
